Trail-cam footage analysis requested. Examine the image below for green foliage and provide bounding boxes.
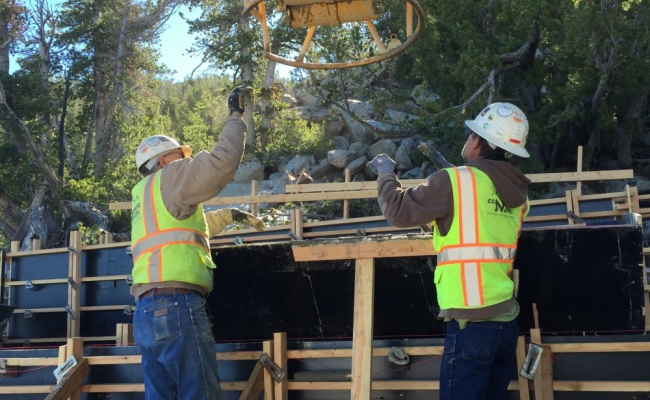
[255,117,330,166]
[76,222,104,245]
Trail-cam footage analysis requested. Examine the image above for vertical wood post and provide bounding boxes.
[67,231,82,338]
[516,336,530,400]
[32,238,41,251]
[351,258,375,400]
[576,146,583,196]
[251,180,259,217]
[343,169,351,219]
[263,340,275,400]
[116,323,133,346]
[273,332,288,400]
[10,241,20,253]
[530,328,554,400]
[66,337,84,400]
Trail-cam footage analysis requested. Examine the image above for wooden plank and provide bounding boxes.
[45,358,90,400]
[5,275,130,286]
[273,332,288,400]
[110,170,634,210]
[12,305,134,314]
[343,169,351,219]
[575,146,583,196]
[239,361,264,400]
[115,323,133,347]
[516,336,531,400]
[284,170,634,194]
[263,340,275,400]
[67,232,82,338]
[65,337,84,400]
[539,345,554,399]
[351,258,375,400]
[553,381,650,392]
[292,235,435,262]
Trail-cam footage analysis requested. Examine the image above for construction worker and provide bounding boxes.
[369,102,531,400]
[130,85,255,400]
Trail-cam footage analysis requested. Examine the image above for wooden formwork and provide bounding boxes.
[2,156,649,398]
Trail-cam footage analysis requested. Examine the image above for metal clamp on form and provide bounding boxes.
[53,356,78,380]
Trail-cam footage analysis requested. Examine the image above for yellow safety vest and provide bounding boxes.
[433,166,528,310]
[131,171,215,291]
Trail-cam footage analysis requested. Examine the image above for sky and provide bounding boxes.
[157,5,209,81]
[14,2,293,82]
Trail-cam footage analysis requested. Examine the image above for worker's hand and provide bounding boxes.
[228,85,253,115]
[418,142,454,170]
[367,153,396,176]
[206,208,264,237]
[231,209,265,232]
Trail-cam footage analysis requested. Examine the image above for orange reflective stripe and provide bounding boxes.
[132,229,210,263]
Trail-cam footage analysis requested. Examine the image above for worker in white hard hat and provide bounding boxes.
[369,102,531,400]
[130,85,262,400]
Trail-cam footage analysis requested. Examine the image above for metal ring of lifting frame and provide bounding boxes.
[242,0,425,69]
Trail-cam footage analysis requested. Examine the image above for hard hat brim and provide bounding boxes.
[180,145,192,158]
[464,120,530,158]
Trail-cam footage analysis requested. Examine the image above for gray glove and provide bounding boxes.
[228,85,253,114]
[206,208,264,237]
[367,153,397,175]
[418,142,454,170]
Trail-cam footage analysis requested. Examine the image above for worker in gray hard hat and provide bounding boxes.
[130,85,262,400]
[369,102,532,400]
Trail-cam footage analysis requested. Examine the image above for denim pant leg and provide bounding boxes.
[439,319,518,400]
[134,292,223,400]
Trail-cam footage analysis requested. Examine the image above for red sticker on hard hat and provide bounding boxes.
[513,111,524,123]
[510,139,521,144]
[497,106,513,117]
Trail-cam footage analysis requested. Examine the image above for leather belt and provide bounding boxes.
[139,287,200,299]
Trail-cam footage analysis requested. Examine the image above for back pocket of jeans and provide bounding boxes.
[145,301,182,343]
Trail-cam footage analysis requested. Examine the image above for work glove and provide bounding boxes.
[367,153,397,176]
[417,142,454,170]
[228,85,253,115]
[206,208,264,237]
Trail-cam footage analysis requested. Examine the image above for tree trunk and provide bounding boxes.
[616,87,648,169]
[239,14,256,150]
[94,2,130,177]
[0,79,62,198]
[0,187,23,240]
[258,62,276,150]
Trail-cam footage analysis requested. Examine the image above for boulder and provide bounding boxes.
[348,142,369,158]
[231,159,265,183]
[284,155,315,176]
[368,139,398,160]
[331,136,351,150]
[327,149,357,169]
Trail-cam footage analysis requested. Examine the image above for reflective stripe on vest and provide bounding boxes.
[132,173,210,282]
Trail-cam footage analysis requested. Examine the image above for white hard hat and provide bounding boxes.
[464,102,530,158]
[135,135,192,172]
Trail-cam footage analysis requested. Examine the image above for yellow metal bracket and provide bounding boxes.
[243,0,425,69]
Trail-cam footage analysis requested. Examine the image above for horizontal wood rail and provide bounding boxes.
[107,169,634,210]
[5,342,650,395]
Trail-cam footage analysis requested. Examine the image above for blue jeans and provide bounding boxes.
[134,290,223,400]
[439,319,518,400]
